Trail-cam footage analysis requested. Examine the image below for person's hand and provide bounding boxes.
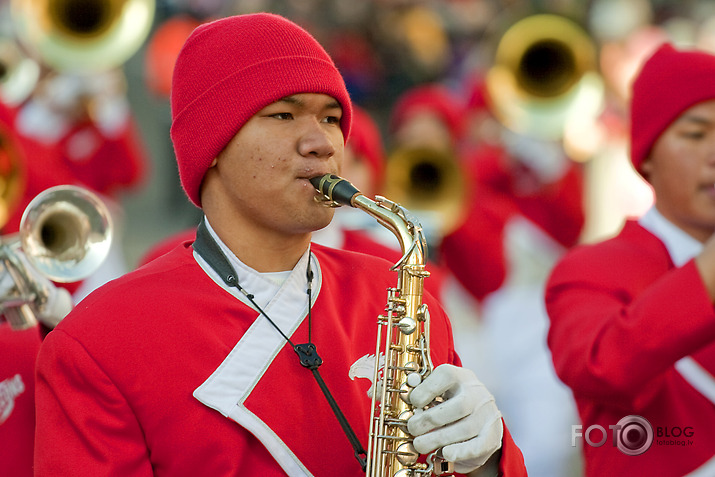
[501,127,568,186]
[19,252,74,328]
[35,280,73,329]
[0,251,74,329]
[407,364,503,475]
[15,70,130,143]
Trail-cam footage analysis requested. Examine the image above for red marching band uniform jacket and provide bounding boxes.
[546,208,715,476]
[34,236,526,476]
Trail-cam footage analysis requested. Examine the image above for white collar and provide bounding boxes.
[199,217,315,310]
[638,207,703,267]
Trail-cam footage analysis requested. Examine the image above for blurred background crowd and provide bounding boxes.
[1,0,714,476]
[4,0,713,265]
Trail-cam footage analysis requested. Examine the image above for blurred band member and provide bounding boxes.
[546,43,715,476]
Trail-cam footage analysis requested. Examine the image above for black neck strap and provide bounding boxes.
[193,218,243,288]
[192,218,367,470]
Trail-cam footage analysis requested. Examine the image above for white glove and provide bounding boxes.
[36,284,73,328]
[15,71,130,144]
[407,364,504,474]
[4,251,75,329]
[501,128,569,184]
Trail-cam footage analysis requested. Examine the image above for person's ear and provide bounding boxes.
[639,156,652,180]
[208,157,218,168]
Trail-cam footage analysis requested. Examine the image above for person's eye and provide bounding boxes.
[680,130,706,140]
[270,112,294,120]
[322,115,340,125]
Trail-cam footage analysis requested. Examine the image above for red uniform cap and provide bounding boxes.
[389,83,465,143]
[630,43,715,175]
[347,106,385,188]
[170,13,353,208]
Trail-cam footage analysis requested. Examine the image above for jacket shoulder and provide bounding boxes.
[549,220,671,285]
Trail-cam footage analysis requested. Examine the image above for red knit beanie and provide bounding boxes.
[170,13,352,207]
[348,106,385,189]
[630,43,715,174]
[390,84,465,143]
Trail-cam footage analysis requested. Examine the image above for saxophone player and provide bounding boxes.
[34,13,526,477]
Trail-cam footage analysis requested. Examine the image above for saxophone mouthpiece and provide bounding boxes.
[310,174,361,207]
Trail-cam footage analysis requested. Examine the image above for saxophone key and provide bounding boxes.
[398,316,417,334]
[395,442,420,466]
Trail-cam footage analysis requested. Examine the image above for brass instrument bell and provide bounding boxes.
[485,14,605,141]
[0,121,25,231]
[19,185,113,283]
[383,146,467,239]
[10,0,156,73]
[0,185,112,329]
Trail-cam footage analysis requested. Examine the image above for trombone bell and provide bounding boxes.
[383,147,467,239]
[485,14,605,140]
[11,0,156,73]
[20,185,112,283]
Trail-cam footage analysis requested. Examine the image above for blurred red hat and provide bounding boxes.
[630,43,715,175]
[348,106,386,188]
[390,83,466,143]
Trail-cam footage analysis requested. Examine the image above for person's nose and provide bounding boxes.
[297,119,337,159]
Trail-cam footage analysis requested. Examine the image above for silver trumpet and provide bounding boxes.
[0,185,113,330]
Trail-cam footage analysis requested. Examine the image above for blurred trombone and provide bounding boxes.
[382,146,468,243]
[0,185,113,330]
[10,0,155,74]
[7,0,156,124]
[485,14,605,159]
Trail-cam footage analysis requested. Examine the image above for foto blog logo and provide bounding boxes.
[572,415,654,456]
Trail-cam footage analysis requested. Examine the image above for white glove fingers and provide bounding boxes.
[444,414,504,474]
[38,287,73,328]
[410,396,500,453]
[408,386,487,435]
[409,364,464,408]
[412,409,481,454]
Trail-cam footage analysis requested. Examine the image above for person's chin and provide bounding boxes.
[311,209,335,232]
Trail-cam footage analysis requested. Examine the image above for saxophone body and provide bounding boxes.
[311,174,453,477]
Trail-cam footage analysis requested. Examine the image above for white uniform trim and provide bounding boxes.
[684,451,715,477]
[228,406,312,476]
[191,219,321,476]
[675,357,715,406]
[638,207,702,268]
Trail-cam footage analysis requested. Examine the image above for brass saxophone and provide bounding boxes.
[311,174,454,477]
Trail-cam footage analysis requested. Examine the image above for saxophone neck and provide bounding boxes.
[310,173,428,264]
[352,194,427,266]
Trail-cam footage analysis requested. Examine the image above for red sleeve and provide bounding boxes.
[498,421,528,476]
[59,118,149,197]
[512,163,585,248]
[545,246,715,406]
[439,187,509,302]
[35,329,153,476]
[0,324,41,477]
